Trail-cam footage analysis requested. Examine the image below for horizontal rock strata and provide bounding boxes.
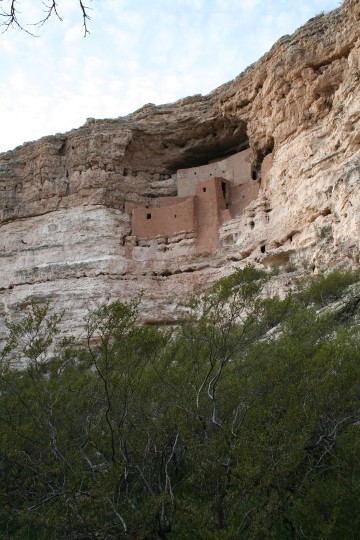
[0,0,359,347]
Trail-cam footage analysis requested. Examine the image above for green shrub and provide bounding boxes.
[2,266,360,539]
[298,268,360,307]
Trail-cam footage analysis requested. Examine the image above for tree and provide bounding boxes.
[0,0,92,36]
[1,268,360,538]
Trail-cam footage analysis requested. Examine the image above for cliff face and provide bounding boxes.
[1,0,359,345]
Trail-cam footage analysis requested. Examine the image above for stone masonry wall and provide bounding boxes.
[177,148,254,197]
[231,181,260,216]
[130,176,233,252]
[132,197,196,239]
[195,177,231,254]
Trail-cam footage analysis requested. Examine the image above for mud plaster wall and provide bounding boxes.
[231,181,260,216]
[177,148,253,197]
[195,177,231,253]
[158,196,189,207]
[132,197,196,238]
[128,150,273,242]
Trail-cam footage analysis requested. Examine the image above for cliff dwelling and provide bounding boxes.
[125,148,273,253]
[0,0,359,358]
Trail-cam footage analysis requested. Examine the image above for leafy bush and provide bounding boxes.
[1,268,360,538]
[298,268,360,307]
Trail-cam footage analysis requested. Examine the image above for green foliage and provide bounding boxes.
[1,268,360,538]
[298,268,360,307]
[1,303,63,368]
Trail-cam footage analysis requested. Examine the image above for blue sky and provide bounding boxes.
[0,0,341,153]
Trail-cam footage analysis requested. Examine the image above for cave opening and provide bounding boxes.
[121,117,251,185]
[165,119,249,173]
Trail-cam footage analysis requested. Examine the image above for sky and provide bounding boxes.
[0,0,342,153]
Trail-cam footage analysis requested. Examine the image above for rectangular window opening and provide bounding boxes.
[147,213,152,220]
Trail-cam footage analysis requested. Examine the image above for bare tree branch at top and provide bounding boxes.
[35,1,63,29]
[0,0,92,36]
[79,0,91,36]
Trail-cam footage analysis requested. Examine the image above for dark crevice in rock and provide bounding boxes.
[122,119,249,174]
[58,140,67,156]
[151,266,202,278]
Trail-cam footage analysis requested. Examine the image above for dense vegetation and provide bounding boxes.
[1,267,360,539]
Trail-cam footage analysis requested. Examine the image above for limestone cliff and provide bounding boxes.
[1,0,359,346]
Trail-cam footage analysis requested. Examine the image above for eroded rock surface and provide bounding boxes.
[1,0,359,347]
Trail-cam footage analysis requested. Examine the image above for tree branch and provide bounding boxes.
[35,1,63,28]
[79,0,91,37]
[0,0,92,36]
